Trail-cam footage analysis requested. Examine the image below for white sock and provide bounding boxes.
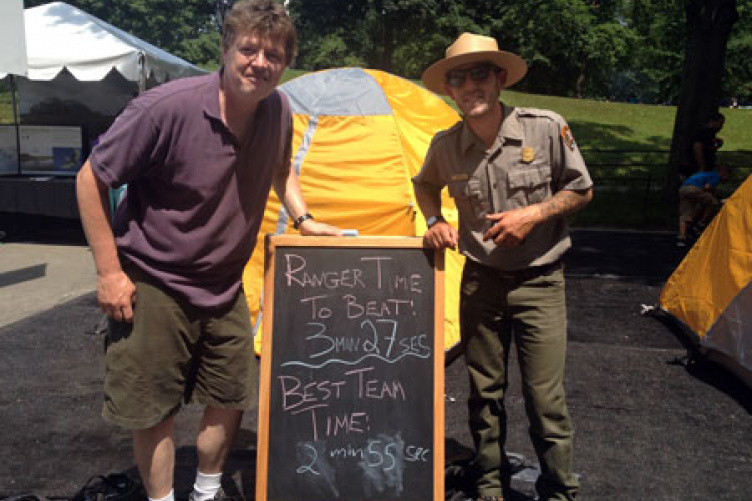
[191,470,222,501]
[149,489,175,501]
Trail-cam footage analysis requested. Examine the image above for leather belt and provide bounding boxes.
[466,258,563,280]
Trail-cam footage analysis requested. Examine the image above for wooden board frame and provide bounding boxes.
[256,235,445,501]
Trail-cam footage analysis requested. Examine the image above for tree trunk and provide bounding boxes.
[576,69,586,99]
[665,0,738,201]
[381,14,394,73]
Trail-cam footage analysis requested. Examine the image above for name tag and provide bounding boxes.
[451,173,469,181]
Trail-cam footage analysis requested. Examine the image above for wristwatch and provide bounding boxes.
[293,212,314,229]
[426,215,445,229]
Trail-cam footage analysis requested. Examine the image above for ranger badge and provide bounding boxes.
[521,147,535,163]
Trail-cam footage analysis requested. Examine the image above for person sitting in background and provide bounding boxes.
[683,111,725,177]
[677,165,732,246]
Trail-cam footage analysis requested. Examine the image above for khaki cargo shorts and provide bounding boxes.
[679,185,717,223]
[102,267,258,430]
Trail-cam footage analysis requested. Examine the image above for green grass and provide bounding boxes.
[282,68,308,83]
[502,92,748,149]
[502,91,676,151]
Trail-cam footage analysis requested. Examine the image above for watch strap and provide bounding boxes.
[426,215,445,228]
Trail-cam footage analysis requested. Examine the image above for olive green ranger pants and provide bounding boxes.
[460,259,578,501]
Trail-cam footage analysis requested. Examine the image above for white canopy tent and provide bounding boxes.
[0,1,205,85]
[1,1,207,128]
[0,1,207,173]
[0,2,207,218]
[0,0,27,78]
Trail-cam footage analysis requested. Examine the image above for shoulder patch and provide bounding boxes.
[561,125,576,151]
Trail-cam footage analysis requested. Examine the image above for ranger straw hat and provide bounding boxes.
[422,32,528,95]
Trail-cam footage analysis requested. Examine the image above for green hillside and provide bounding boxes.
[504,90,752,152]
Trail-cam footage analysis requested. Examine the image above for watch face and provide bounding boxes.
[427,216,441,228]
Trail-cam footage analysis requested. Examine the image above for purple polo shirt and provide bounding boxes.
[90,70,292,309]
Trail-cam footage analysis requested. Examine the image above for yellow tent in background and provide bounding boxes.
[660,175,752,387]
[242,68,464,356]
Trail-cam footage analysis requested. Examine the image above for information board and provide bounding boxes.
[19,125,83,176]
[257,235,444,501]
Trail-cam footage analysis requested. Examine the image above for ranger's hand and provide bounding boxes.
[483,206,541,247]
[423,221,458,250]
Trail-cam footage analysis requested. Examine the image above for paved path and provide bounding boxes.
[0,242,95,328]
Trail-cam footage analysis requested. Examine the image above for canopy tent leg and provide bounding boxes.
[10,74,20,175]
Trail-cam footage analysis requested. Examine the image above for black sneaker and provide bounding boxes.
[188,487,244,501]
[71,473,144,501]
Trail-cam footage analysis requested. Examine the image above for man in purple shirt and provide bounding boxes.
[75,2,340,501]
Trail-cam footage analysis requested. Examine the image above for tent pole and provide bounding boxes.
[10,75,20,175]
[10,75,19,125]
[138,52,146,94]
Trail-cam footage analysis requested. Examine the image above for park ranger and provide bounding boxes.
[412,33,593,501]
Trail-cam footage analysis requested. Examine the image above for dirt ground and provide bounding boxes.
[1,227,751,501]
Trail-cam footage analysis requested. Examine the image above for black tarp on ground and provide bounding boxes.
[1,229,751,500]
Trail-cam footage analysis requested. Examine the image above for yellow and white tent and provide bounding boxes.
[660,174,752,387]
[241,68,464,355]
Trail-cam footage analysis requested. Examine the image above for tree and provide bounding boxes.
[471,0,635,99]
[624,0,686,104]
[723,0,752,102]
[287,0,370,70]
[289,0,447,76]
[666,0,738,199]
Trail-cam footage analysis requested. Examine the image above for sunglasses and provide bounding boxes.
[446,64,499,88]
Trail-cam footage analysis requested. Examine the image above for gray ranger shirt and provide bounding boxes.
[412,104,593,271]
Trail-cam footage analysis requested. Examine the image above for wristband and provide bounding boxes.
[293,212,314,229]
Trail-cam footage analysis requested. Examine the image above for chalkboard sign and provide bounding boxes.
[257,235,445,501]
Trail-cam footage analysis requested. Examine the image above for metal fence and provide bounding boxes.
[575,149,751,227]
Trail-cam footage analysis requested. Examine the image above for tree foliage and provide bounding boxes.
[481,0,635,98]
[21,0,752,103]
[725,0,752,100]
[618,0,686,104]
